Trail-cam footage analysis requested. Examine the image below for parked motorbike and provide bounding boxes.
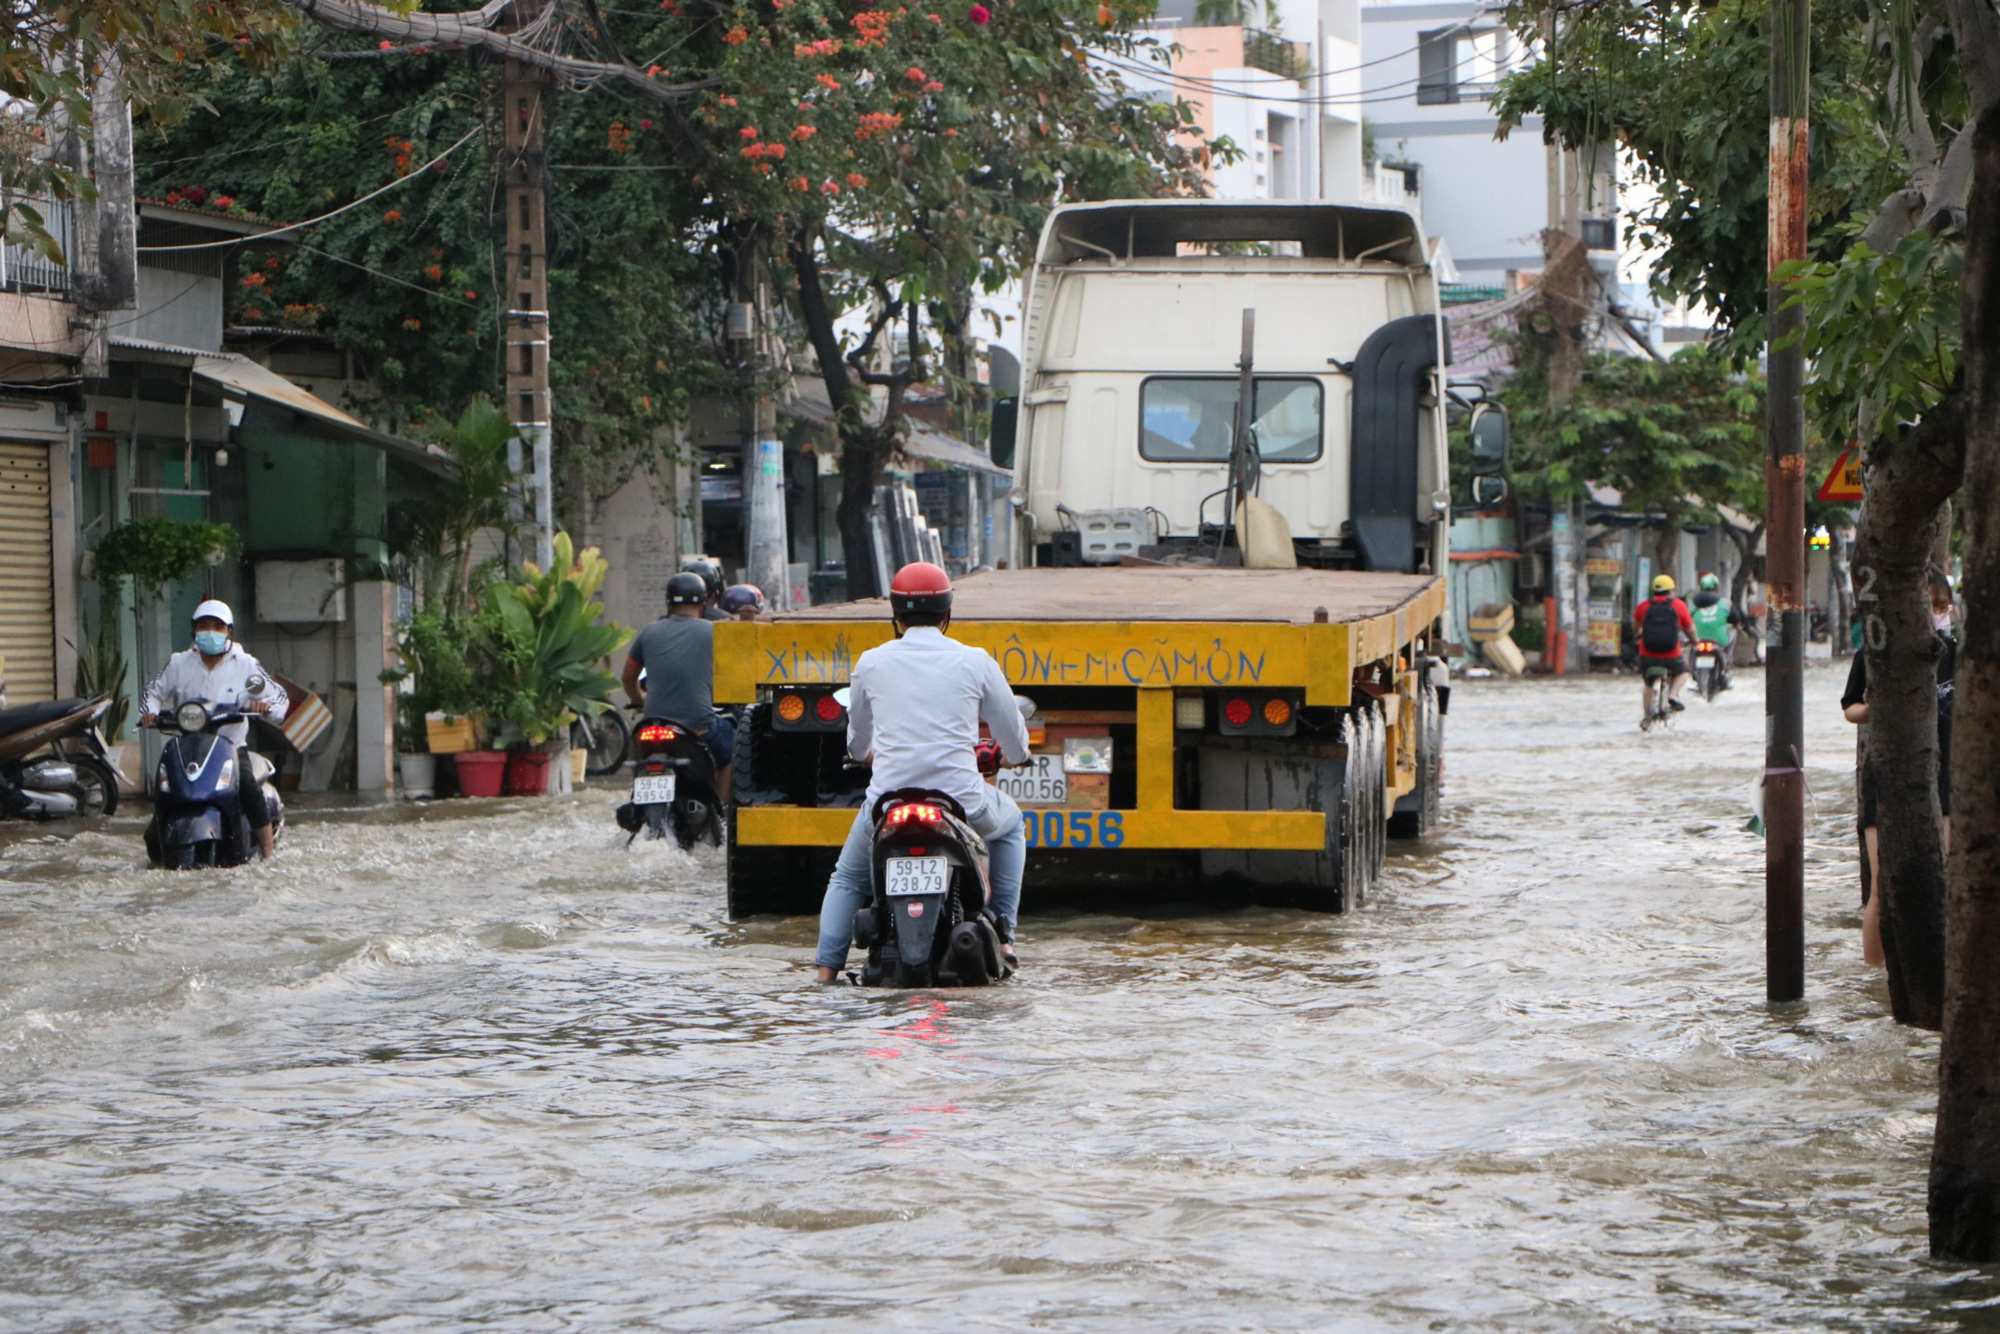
[0,695,120,820]
[144,685,285,870]
[615,716,722,850]
[1692,639,1729,702]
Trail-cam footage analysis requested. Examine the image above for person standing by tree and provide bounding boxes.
[1843,567,1958,966]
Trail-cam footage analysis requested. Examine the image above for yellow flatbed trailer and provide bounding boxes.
[716,566,1448,916]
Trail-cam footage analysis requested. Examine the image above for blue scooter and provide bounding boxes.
[146,681,285,870]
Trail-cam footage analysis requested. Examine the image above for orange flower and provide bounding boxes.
[383,209,403,222]
[241,272,266,287]
[379,39,393,49]
[846,172,868,187]
[424,264,443,281]
[792,124,817,140]
[464,290,478,300]
[905,65,926,82]
[1096,2,1112,20]
[718,95,738,106]
[820,180,840,194]
[741,125,759,138]
[402,318,423,330]
[790,175,810,191]
[922,80,943,92]
[815,73,841,89]
[723,25,748,43]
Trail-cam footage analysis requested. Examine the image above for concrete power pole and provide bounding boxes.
[501,6,555,570]
[1764,0,1810,1003]
[736,238,790,609]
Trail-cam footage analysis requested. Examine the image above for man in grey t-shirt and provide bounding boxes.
[621,572,735,781]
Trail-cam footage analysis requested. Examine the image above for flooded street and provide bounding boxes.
[1,666,1985,1332]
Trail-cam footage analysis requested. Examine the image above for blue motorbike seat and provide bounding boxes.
[0,698,89,734]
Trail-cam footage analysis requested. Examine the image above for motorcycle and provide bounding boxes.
[848,694,1034,989]
[0,695,120,820]
[145,685,285,870]
[615,715,723,850]
[1692,639,1729,702]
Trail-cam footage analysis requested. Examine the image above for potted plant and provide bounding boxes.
[473,534,627,796]
[382,608,485,798]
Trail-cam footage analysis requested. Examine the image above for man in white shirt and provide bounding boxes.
[814,563,1033,983]
[141,599,289,858]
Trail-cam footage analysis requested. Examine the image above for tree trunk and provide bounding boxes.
[1931,100,2000,1259]
[1854,386,1966,1030]
[786,228,885,598]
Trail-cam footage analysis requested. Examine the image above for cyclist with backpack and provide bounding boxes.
[1634,573,1696,729]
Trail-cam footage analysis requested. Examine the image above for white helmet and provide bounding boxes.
[192,599,235,626]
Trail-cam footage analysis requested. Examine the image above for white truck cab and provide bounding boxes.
[1005,200,1469,574]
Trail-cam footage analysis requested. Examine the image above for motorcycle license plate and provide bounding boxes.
[1695,654,1716,669]
[993,754,1067,806]
[885,856,948,897]
[632,773,676,805]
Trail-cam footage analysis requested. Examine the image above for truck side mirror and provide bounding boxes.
[1468,403,1509,477]
[990,397,1019,470]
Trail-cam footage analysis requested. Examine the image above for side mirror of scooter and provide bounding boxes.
[244,674,267,696]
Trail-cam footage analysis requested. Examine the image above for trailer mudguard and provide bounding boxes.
[1348,313,1442,574]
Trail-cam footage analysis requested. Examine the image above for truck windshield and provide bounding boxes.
[1139,377,1323,463]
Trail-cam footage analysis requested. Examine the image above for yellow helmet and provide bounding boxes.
[1652,574,1676,594]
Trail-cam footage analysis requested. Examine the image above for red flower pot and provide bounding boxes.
[504,750,553,796]
[455,751,508,798]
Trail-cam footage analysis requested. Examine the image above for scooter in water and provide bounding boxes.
[145,687,284,869]
[853,780,1015,988]
[0,695,120,820]
[615,716,722,850]
[1692,639,1729,702]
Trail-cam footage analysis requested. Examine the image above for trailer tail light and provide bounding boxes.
[636,723,679,745]
[815,694,845,723]
[772,688,848,732]
[776,693,807,723]
[1216,691,1299,737]
[886,802,944,826]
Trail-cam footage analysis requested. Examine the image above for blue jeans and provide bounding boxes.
[814,788,1026,969]
[698,713,735,772]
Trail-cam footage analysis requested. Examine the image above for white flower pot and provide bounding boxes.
[397,751,436,799]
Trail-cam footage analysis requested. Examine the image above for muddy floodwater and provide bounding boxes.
[3,666,1993,1331]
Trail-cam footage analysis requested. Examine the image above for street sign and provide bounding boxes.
[1818,444,1863,502]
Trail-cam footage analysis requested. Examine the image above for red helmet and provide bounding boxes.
[889,561,953,623]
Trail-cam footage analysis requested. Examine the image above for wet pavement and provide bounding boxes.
[1,665,1988,1332]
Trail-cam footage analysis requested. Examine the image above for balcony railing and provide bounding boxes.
[0,195,73,295]
[1243,28,1309,82]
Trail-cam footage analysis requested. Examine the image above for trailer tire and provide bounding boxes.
[1367,702,1388,880]
[1389,682,1441,839]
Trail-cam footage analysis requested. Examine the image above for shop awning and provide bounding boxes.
[110,337,455,476]
[780,393,1010,477]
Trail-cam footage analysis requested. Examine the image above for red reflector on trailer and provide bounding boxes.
[1223,697,1253,727]
[815,694,845,723]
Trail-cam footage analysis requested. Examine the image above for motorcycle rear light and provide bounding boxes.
[1223,697,1253,727]
[814,694,845,723]
[636,723,678,744]
[776,693,807,723]
[1263,698,1292,727]
[886,802,943,826]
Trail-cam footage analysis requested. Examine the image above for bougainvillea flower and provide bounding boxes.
[969,3,990,20]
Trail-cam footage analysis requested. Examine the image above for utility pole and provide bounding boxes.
[1764,0,1810,1003]
[501,2,555,569]
[733,233,789,609]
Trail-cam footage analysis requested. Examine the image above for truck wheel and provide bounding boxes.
[727,703,836,917]
[1389,683,1441,839]
[1365,703,1388,880]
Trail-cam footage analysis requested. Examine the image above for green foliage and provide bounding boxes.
[1777,235,1962,445]
[93,518,242,602]
[70,632,131,744]
[473,536,629,748]
[1494,0,1907,355]
[1,1,294,258]
[388,397,521,616]
[381,608,484,752]
[1503,347,1766,527]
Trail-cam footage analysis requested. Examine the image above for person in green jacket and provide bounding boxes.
[1689,572,1745,691]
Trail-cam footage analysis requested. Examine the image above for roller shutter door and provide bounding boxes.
[0,441,56,704]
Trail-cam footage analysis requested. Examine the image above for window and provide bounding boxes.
[1417,28,1459,104]
[1140,377,1323,463]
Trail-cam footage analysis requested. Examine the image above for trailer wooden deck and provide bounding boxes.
[774,567,1438,626]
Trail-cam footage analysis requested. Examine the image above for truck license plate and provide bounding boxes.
[1695,654,1715,669]
[885,856,948,897]
[994,754,1067,805]
[632,773,676,805]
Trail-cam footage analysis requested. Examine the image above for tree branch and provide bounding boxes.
[279,0,711,99]
[1946,0,2000,115]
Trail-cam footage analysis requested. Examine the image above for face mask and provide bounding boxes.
[1936,612,1955,633]
[194,630,229,656]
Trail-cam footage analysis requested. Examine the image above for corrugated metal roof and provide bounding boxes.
[110,337,453,475]
[780,395,1010,476]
